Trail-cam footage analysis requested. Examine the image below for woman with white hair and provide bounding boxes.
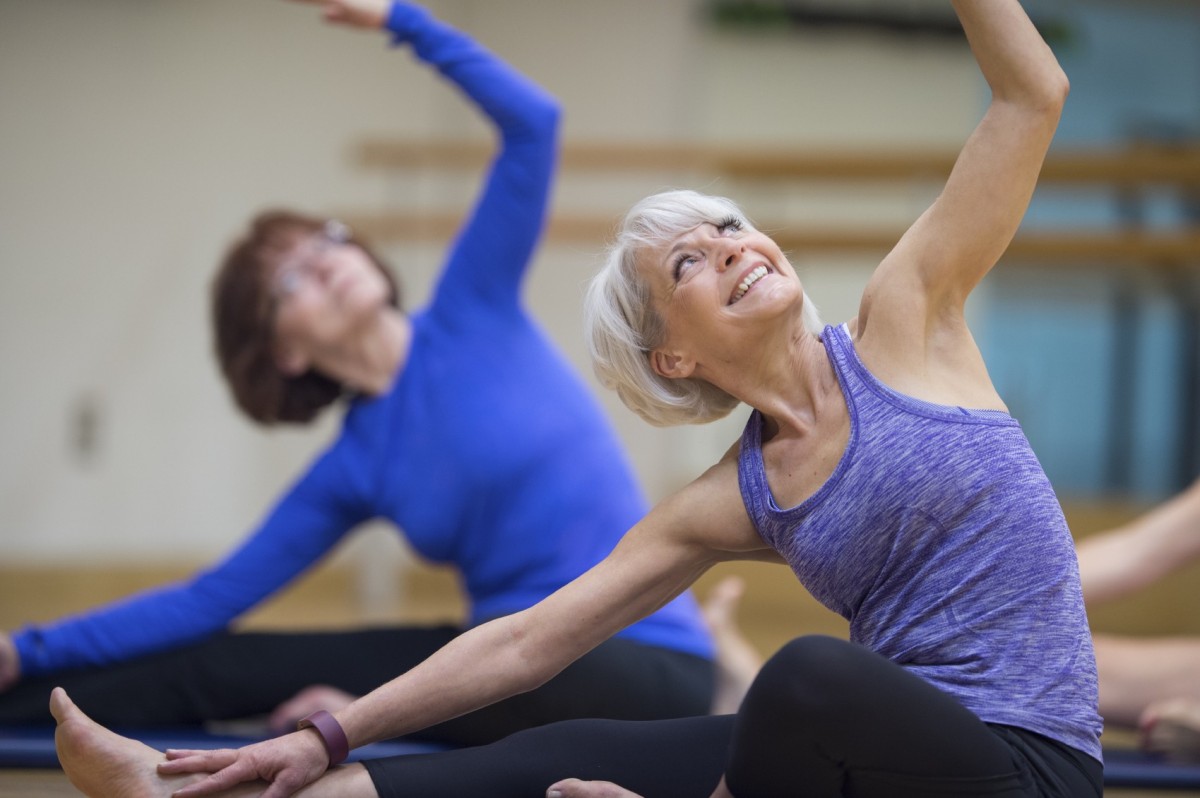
[52,1,1104,796]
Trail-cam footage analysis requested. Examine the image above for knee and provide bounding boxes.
[742,636,862,720]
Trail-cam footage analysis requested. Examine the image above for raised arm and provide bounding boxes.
[291,0,559,314]
[160,456,774,797]
[863,1,1068,323]
[1077,478,1200,605]
[388,0,560,317]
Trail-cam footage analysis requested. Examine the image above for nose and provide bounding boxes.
[307,244,340,283]
[715,239,744,272]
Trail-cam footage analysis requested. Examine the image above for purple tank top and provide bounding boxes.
[738,323,1102,761]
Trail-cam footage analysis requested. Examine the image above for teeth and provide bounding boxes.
[732,266,768,303]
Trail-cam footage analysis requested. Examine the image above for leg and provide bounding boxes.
[416,637,713,745]
[363,714,733,798]
[2,629,712,746]
[701,576,763,715]
[0,627,459,726]
[1094,633,1200,727]
[725,636,1032,798]
[51,688,376,798]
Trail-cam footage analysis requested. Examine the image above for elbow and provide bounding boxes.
[999,66,1069,118]
[533,93,562,142]
[1028,67,1070,116]
[1046,67,1070,110]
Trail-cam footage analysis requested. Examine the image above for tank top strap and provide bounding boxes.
[737,324,857,548]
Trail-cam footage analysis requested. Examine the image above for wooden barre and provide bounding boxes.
[354,140,1200,185]
[339,210,1200,263]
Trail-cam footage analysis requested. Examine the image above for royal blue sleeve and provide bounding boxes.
[386,2,561,320]
[13,442,372,676]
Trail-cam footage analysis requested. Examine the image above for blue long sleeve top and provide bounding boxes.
[15,3,714,677]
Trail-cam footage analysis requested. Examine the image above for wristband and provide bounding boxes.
[297,710,350,767]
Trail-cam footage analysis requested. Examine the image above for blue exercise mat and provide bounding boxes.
[1104,747,1200,790]
[0,724,450,769]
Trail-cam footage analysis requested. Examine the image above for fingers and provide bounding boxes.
[159,748,239,774]
[168,764,257,798]
[281,0,387,28]
[547,778,646,798]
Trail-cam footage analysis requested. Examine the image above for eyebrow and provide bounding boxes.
[664,239,689,263]
[662,224,707,266]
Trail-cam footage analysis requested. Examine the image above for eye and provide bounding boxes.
[274,269,304,300]
[673,252,699,281]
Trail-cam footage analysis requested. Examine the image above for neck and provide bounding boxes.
[311,309,412,397]
[701,318,835,437]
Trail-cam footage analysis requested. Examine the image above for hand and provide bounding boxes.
[286,0,390,30]
[0,632,20,692]
[267,685,357,735]
[1139,698,1200,763]
[547,779,645,798]
[158,729,331,798]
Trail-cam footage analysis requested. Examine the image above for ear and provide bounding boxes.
[650,349,695,380]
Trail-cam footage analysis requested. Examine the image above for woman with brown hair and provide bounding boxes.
[0,0,716,743]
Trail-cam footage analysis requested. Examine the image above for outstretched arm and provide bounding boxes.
[1077,478,1200,605]
[159,458,769,797]
[860,1,1068,340]
[4,442,368,687]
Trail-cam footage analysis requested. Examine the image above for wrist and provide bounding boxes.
[297,710,350,767]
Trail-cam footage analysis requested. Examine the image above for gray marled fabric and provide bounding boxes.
[738,323,1102,762]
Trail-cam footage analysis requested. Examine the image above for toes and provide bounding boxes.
[50,687,79,723]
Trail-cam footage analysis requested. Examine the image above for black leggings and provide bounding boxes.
[0,626,713,746]
[363,636,1103,797]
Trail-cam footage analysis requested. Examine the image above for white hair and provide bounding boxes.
[585,190,823,427]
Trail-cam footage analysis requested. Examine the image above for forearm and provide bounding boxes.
[334,610,576,747]
[388,2,559,142]
[1078,480,1200,604]
[952,0,1068,107]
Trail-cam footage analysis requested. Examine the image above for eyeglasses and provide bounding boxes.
[264,219,351,333]
[272,219,352,301]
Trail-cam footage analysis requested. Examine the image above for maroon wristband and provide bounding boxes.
[297,710,350,767]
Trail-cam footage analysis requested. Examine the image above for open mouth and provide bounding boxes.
[729,265,770,305]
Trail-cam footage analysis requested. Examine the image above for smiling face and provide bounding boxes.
[638,216,803,380]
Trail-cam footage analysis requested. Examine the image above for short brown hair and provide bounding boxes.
[211,210,401,425]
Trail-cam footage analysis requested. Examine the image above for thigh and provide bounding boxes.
[365,714,733,798]
[417,637,714,745]
[725,636,1027,798]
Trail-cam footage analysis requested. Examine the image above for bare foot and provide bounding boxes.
[1140,697,1200,763]
[702,576,763,715]
[51,686,208,798]
[546,778,645,798]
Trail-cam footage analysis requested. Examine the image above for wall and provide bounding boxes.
[0,0,1060,566]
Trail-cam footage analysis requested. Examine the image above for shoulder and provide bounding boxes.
[651,449,772,558]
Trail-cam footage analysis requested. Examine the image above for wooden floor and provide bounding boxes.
[3,499,1200,795]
